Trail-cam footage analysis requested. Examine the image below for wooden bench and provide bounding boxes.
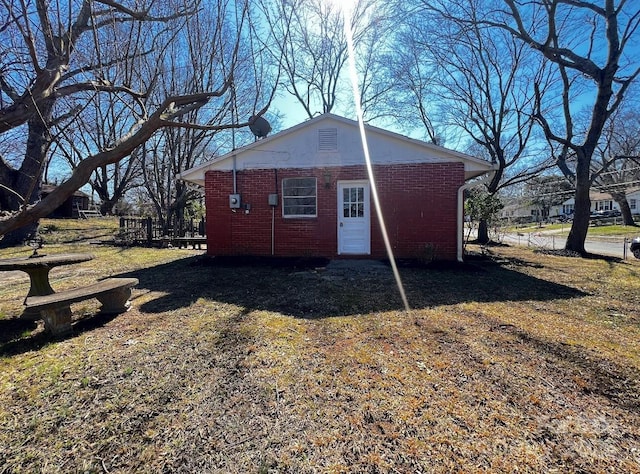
[24,277,139,335]
[173,236,207,249]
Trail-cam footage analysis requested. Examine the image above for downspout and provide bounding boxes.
[457,182,475,262]
[272,169,278,255]
[457,169,498,262]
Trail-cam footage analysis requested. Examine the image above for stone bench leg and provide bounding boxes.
[41,306,73,336]
[97,287,133,314]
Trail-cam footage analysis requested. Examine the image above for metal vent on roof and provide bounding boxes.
[318,128,338,151]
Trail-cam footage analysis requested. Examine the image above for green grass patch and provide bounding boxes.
[587,224,640,237]
[507,222,639,239]
[39,217,120,244]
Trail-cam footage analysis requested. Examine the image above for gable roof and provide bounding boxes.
[562,187,640,205]
[179,113,495,186]
[41,183,89,198]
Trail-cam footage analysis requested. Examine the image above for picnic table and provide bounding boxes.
[0,252,137,335]
[0,252,94,323]
[0,252,94,301]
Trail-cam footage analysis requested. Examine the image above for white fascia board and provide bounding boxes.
[178,113,494,185]
[177,115,326,185]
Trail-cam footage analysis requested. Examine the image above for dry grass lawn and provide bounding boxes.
[1,219,639,473]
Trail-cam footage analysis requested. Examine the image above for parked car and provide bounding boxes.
[591,209,622,219]
[629,237,640,258]
[602,209,621,218]
[630,237,640,259]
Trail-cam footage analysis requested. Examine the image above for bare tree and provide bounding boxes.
[0,0,191,242]
[0,0,273,242]
[384,26,440,143]
[394,2,554,243]
[140,0,277,233]
[592,103,640,225]
[257,0,394,120]
[49,13,157,216]
[526,174,574,223]
[420,0,640,253]
[51,87,145,216]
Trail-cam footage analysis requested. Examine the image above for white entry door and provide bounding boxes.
[338,181,371,255]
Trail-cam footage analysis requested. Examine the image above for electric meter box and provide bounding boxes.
[229,194,241,208]
[268,193,279,206]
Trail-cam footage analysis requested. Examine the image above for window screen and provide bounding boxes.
[282,178,317,217]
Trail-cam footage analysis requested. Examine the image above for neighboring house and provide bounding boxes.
[179,113,494,261]
[562,188,640,215]
[41,184,90,219]
[500,200,563,223]
[629,189,640,214]
[500,201,536,222]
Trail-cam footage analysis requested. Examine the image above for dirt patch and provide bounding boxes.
[1,244,639,472]
[191,255,330,270]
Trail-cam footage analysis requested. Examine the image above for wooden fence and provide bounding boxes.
[118,217,206,247]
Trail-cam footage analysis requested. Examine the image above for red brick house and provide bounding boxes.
[179,114,494,261]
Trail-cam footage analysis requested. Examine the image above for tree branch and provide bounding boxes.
[54,81,146,99]
[0,91,228,236]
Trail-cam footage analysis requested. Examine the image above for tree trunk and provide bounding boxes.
[477,219,490,244]
[92,165,130,216]
[565,153,591,254]
[0,98,54,247]
[100,198,117,216]
[610,191,637,226]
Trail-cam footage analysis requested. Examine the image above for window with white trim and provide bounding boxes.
[631,199,636,210]
[282,177,317,217]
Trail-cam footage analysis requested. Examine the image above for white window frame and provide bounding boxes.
[282,177,317,218]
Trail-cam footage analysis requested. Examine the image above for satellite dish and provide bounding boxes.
[249,115,271,139]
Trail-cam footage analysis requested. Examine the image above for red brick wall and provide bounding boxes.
[204,162,465,260]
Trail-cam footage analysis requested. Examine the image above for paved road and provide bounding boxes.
[499,232,635,259]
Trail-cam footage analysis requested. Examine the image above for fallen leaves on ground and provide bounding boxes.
[1,244,639,473]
